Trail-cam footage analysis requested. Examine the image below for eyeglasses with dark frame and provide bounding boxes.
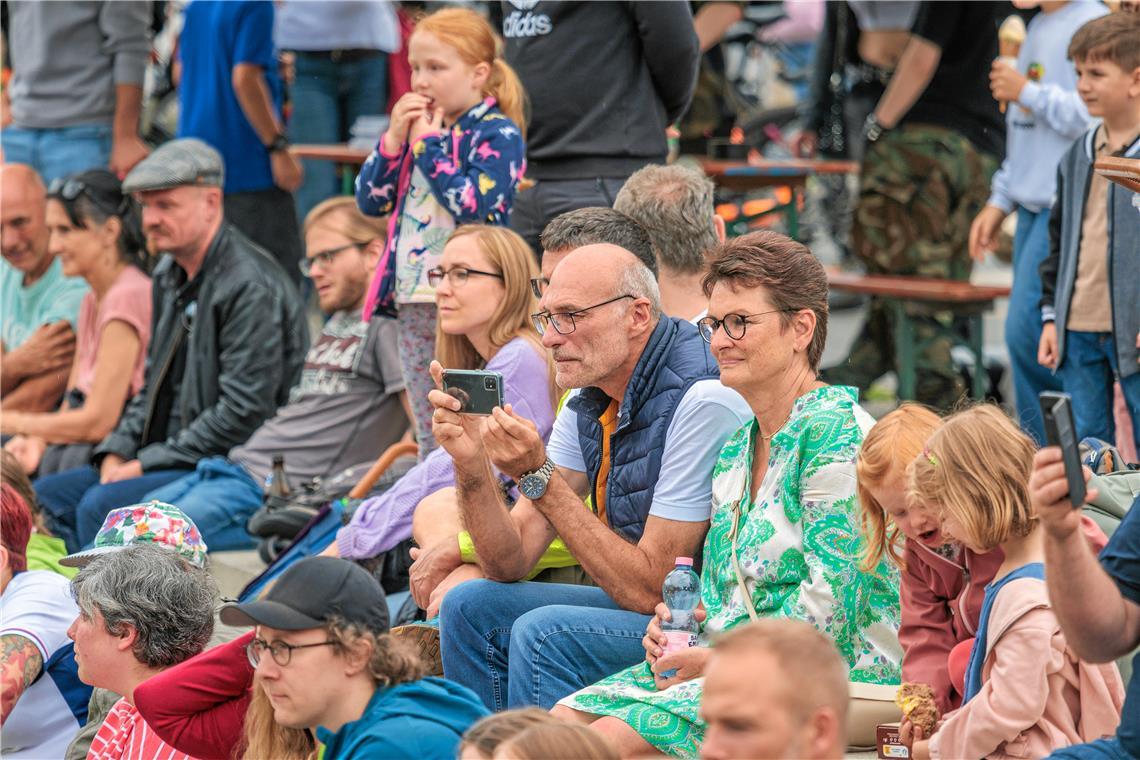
[529,276,550,299]
[697,309,794,343]
[298,243,360,277]
[531,294,635,336]
[426,266,504,288]
[245,636,337,668]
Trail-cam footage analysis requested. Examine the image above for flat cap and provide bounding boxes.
[122,138,225,193]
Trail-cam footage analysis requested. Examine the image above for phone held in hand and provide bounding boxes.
[1039,391,1087,509]
[442,369,504,416]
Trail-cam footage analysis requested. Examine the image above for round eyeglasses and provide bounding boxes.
[426,266,504,288]
[697,309,793,343]
[245,637,337,667]
[531,294,634,336]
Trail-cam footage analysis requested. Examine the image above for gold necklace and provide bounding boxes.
[758,410,792,441]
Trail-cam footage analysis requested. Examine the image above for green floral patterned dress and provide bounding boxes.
[559,386,902,757]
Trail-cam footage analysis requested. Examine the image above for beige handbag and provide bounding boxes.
[727,497,901,751]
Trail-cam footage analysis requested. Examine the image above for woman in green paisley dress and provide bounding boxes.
[552,231,903,758]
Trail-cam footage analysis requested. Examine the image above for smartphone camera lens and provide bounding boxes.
[484,377,496,391]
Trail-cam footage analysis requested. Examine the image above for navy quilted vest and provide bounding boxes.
[571,317,720,542]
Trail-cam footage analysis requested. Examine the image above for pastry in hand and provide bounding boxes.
[896,682,939,736]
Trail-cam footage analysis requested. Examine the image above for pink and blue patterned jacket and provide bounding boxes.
[355,97,525,318]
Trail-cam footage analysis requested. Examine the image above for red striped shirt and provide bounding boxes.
[87,699,199,760]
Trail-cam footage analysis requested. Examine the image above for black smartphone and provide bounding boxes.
[441,369,504,416]
[1039,391,1087,509]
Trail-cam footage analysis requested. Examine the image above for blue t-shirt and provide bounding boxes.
[1097,494,1140,755]
[178,0,281,193]
[0,258,89,349]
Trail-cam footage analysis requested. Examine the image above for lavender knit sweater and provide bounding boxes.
[336,337,553,558]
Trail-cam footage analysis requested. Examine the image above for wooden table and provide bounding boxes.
[291,144,372,194]
[695,157,860,239]
[827,269,1012,401]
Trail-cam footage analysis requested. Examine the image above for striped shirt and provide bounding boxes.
[88,699,197,760]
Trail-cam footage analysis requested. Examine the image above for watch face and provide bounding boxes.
[520,474,546,500]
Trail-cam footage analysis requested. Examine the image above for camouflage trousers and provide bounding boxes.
[825,125,998,410]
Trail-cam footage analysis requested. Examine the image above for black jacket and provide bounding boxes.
[499,1,700,180]
[95,223,308,471]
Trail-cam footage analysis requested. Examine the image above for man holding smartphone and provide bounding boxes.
[427,243,751,712]
[1033,448,1140,756]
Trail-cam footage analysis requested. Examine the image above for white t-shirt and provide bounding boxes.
[1,571,87,760]
[548,379,753,523]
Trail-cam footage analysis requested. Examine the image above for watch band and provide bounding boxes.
[266,134,290,153]
[863,114,890,144]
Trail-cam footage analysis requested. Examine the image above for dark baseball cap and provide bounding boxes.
[220,557,389,633]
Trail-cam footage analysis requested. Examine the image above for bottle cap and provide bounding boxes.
[675,556,693,566]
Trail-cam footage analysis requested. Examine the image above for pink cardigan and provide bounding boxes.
[928,575,1124,760]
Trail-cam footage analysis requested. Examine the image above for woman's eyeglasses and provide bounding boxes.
[245,637,337,667]
[531,294,634,336]
[426,266,504,288]
[697,309,793,343]
[298,243,360,277]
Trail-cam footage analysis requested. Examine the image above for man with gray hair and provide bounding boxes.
[68,543,216,760]
[614,164,726,322]
[430,241,752,711]
[534,207,659,297]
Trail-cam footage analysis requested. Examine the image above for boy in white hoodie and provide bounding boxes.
[967,0,1106,445]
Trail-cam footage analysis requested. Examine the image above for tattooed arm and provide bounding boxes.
[1,634,44,724]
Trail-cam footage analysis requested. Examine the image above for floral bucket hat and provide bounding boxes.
[60,500,208,569]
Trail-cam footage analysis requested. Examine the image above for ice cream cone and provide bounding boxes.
[998,15,1027,113]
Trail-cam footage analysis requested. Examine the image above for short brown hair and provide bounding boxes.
[712,619,849,727]
[702,230,829,371]
[1068,12,1140,71]
[908,404,1037,551]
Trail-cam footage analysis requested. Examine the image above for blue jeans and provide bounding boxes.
[439,579,650,711]
[35,466,192,553]
[1006,206,1063,445]
[143,457,262,551]
[1059,331,1140,453]
[1048,736,1136,759]
[2,124,112,183]
[288,52,388,221]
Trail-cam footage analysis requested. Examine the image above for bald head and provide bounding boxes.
[1,164,46,200]
[548,244,662,319]
[538,244,662,396]
[1,164,51,278]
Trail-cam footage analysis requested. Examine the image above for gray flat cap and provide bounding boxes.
[122,138,225,193]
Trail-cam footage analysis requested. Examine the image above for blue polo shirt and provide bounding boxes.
[178,0,281,194]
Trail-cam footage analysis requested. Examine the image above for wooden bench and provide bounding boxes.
[826,269,1012,401]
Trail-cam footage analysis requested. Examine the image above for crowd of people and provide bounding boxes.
[2,1,1140,759]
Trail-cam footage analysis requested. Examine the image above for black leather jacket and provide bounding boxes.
[95,223,308,472]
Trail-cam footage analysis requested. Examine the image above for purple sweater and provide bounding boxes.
[336,337,553,559]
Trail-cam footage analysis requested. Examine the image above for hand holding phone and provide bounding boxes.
[1038,391,1087,509]
[441,369,504,416]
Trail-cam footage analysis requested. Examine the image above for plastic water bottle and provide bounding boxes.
[658,557,700,678]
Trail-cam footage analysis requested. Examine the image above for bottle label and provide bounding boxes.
[662,630,697,656]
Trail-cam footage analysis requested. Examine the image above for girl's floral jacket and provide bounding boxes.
[354,97,525,318]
